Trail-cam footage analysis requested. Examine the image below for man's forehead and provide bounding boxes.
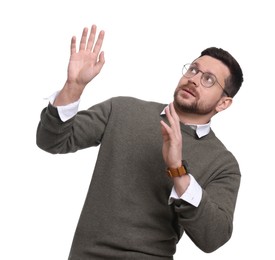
[193,56,229,76]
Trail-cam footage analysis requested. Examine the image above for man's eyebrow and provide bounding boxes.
[193,62,216,76]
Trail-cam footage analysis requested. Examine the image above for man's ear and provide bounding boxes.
[216,97,233,112]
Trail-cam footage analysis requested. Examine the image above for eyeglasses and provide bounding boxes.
[182,63,230,97]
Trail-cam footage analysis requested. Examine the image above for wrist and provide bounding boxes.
[53,81,83,106]
[166,160,189,178]
[169,161,182,169]
[174,174,191,197]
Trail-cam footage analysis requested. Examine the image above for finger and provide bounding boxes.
[165,104,176,127]
[70,36,77,55]
[79,27,89,51]
[170,102,180,121]
[164,104,181,140]
[98,51,105,63]
[86,25,97,51]
[160,120,170,133]
[160,120,171,140]
[92,30,105,55]
[160,119,174,136]
[94,51,105,74]
[164,105,172,121]
[169,103,181,135]
[97,51,105,67]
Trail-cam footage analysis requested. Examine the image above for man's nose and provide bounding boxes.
[188,73,201,87]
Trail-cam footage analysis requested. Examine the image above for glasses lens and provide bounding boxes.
[201,73,215,88]
[183,64,197,78]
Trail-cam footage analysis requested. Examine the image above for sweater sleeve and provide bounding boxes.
[36,98,112,154]
[173,157,241,253]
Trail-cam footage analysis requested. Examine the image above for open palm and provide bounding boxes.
[67,25,105,89]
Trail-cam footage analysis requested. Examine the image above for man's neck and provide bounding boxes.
[175,108,213,125]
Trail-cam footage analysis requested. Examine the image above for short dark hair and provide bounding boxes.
[200,47,243,98]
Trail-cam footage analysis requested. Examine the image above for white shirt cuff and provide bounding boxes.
[46,91,80,122]
[168,174,202,207]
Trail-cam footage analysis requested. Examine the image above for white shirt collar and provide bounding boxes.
[160,107,211,138]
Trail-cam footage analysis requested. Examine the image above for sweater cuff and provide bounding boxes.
[168,174,202,207]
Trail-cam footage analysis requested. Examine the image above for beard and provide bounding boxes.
[173,88,216,115]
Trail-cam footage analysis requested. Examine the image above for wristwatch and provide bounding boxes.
[166,160,189,177]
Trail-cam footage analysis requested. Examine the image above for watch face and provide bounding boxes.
[182,160,189,173]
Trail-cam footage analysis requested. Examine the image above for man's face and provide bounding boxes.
[174,55,230,115]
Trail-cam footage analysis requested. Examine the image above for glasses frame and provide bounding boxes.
[182,63,230,97]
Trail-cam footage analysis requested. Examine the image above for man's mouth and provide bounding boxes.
[182,87,196,97]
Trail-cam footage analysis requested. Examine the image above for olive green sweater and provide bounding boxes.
[36,96,241,260]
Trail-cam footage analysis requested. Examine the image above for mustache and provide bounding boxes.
[176,84,199,98]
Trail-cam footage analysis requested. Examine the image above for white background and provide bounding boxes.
[1,0,274,259]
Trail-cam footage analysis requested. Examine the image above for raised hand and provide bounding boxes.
[161,103,190,196]
[67,25,105,90]
[160,103,182,169]
[54,25,105,106]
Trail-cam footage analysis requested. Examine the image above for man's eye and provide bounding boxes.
[203,74,214,84]
[189,67,198,74]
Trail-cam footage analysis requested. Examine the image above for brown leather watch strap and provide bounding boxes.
[166,160,189,178]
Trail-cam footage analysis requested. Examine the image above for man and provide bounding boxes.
[36,25,243,260]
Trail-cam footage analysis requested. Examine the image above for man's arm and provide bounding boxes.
[36,25,106,154]
[160,102,190,196]
[160,103,240,252]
